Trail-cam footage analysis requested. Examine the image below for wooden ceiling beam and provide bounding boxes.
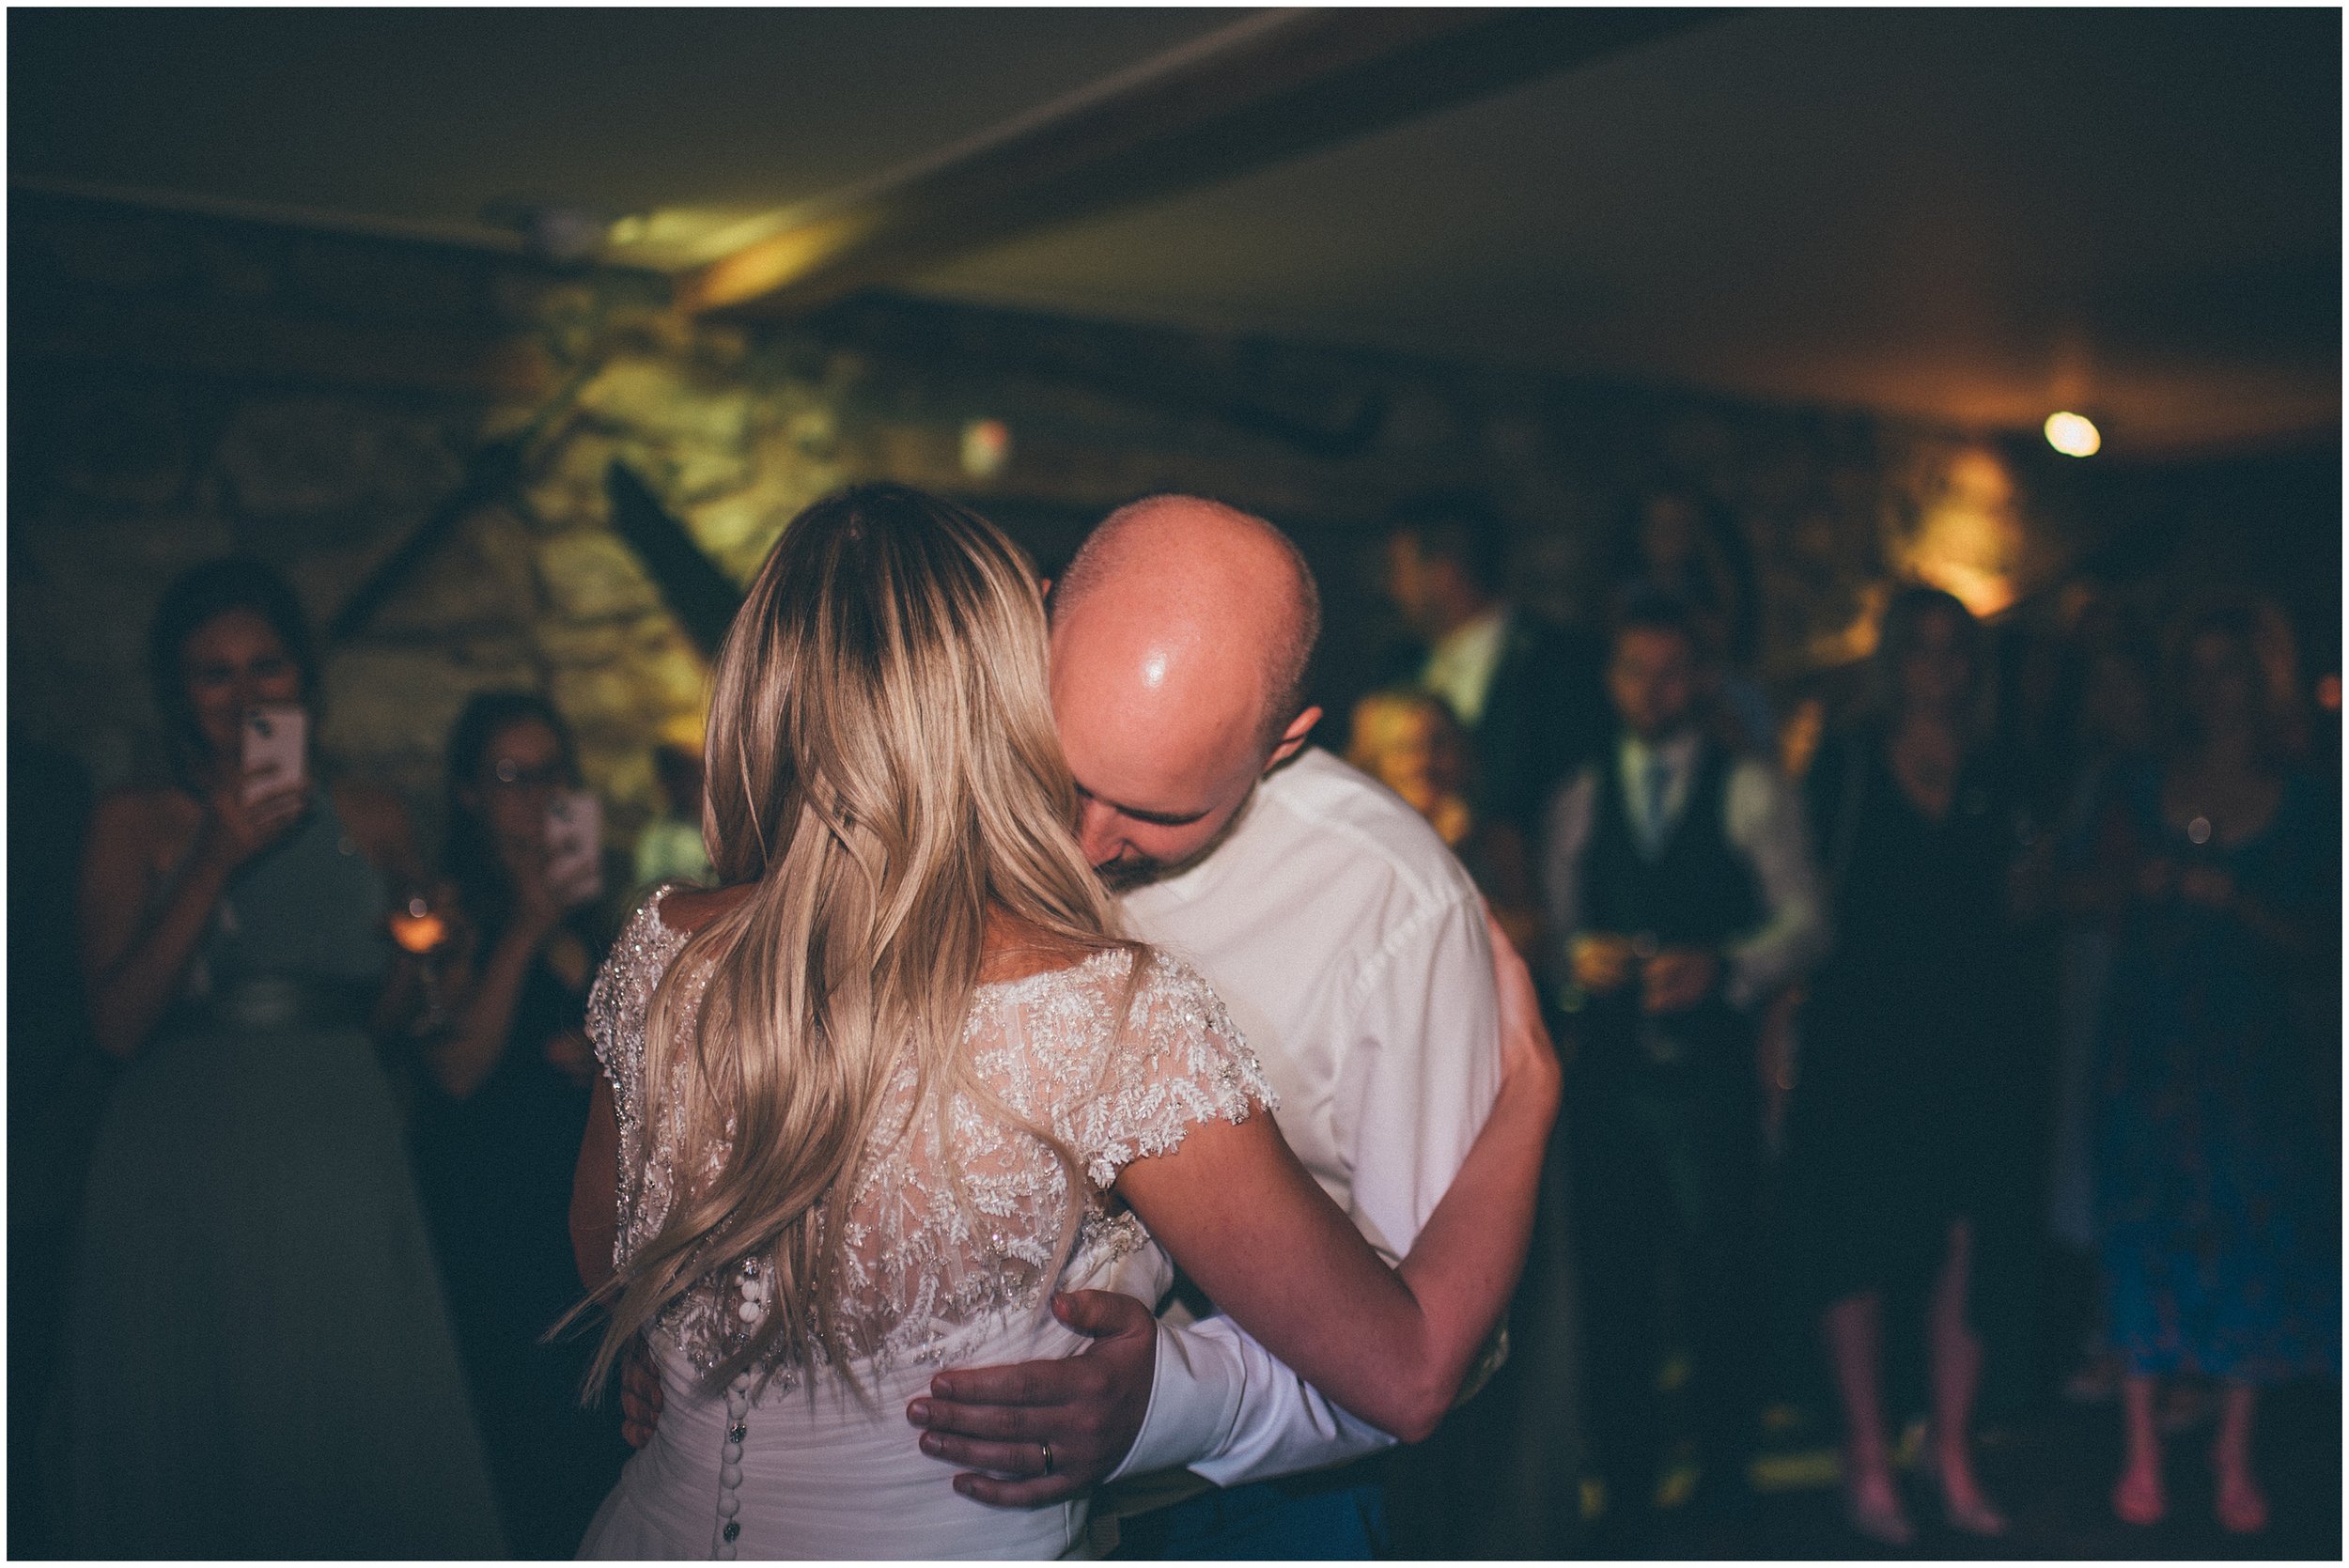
[15,292,556,399]
[681,8,1717,319]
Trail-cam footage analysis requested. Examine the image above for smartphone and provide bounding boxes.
[241,705,308,805]
[544,790,604,906]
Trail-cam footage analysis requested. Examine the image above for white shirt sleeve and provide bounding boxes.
[1719,759,1831,1008]
[1108,1315,1396,1484]
[1112,892,1503,1484]
[1337,893,1504,1261]
[1540,766,1600,984]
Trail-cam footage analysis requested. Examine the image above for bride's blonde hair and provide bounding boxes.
[583,484,1137,1392]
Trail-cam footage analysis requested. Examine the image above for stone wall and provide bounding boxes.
[11,192,2085,852]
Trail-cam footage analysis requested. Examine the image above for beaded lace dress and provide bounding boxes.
[577,889,1270,1560]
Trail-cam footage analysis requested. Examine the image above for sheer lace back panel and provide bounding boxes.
[588,888,1272,1384]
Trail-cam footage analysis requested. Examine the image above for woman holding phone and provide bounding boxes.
[412,691,628,1555]
[59,558,504,1557]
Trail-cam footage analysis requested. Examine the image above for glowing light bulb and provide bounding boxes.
[2044,411,2101,458]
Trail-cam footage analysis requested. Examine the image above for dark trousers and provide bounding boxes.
[1570,1047,1764,1536]
[1110,1475,1389,1560]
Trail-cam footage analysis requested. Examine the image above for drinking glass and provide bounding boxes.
[388,885,454,1036]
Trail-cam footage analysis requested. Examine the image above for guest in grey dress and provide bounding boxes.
[57,558,504,1557]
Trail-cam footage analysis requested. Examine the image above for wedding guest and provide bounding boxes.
[1605,489,1774,754]
[409,691,627,1556]
[1542,591,1827,1551]
[632,720,713,893]
[60,557,502,1556]
[2087,598,2338,1534]
[1382,492,1610,838]
[568,485,1559,1559]
[2044,601,2161,1396]
[1346,687,1539,954]
[1781,586,2021,1545]
[1345,688,1568,1556]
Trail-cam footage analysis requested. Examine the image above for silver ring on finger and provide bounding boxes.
[1039,1438,1054,1477]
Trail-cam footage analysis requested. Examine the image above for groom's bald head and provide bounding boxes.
[1048,495,1323,887]
[1052,495,1320,740]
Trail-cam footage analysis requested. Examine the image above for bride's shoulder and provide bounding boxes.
[650,880,749,937]
[603,879,742,955]
[1121,950,1251,1058]
[1036,945,1273,1186]
[595,882,715,998]
[1012,943,1254,1079]
[1116,944,1213,1010]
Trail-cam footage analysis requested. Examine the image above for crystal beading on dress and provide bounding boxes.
[586,885,1273,1391]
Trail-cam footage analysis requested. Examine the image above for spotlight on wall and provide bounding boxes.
[2043,411,2101,458]
[960,418,1012,480]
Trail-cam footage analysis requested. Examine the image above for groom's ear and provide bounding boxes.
[1263,706,1323,772]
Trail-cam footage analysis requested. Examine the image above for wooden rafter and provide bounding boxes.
[14,293,554,400]
[604,460,743,658]
[324,363,596,644]
[681,8,1717,319]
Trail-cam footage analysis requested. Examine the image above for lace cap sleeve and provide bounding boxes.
[1068,951,1274,1190]
[586,892,676,1094]
[585,888,693,1267]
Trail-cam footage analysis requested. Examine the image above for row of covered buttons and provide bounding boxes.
[713,1262,769,1559]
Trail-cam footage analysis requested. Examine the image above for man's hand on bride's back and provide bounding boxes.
[905,1289,1157,1507]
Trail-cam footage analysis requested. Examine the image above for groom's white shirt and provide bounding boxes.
[1107,745,1503,1485]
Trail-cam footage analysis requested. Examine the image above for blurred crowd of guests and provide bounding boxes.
[8,494,2339,1557]
[1347,492,2339,1551]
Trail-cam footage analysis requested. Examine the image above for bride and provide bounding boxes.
[568,484,1558,1559]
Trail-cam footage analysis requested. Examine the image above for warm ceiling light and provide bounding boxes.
[2044,411,2101,457]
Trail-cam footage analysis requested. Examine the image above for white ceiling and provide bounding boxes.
[13,8,2339,457]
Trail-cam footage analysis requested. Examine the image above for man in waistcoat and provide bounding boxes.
[1541,591,1828,1552]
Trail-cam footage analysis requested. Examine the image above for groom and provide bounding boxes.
[911,495,1517,1555]
[623,494,1527,1556]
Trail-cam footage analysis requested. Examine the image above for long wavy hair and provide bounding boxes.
[580,484,1141,1394]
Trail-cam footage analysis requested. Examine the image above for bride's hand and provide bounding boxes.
[1486,908,1564,1095]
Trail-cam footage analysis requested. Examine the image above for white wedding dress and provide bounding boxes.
[577,891,1269,1560]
